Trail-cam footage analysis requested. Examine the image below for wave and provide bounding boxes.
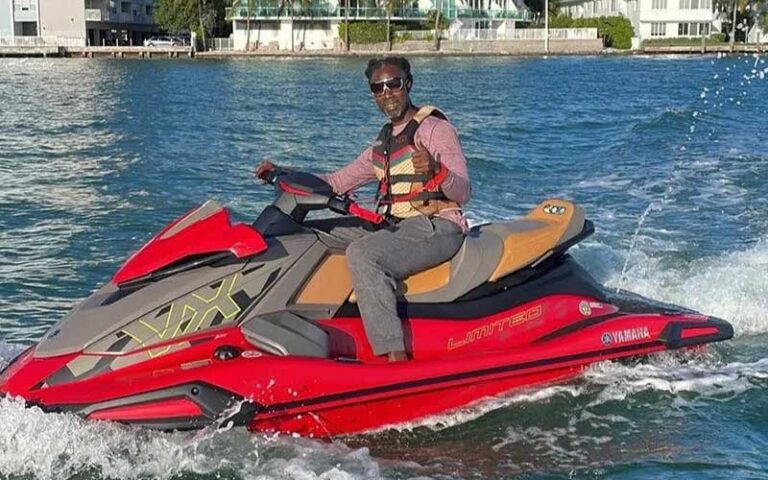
[601,237,768,336]
[630,107,698,135]
[0,395,389,480]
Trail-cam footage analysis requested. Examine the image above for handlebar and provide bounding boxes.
[328,196,385,225]
[260,167,385,225]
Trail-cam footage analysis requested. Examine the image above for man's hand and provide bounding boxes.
[254,160,277,181]
[412,149,441,177]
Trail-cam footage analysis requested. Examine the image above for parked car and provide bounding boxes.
[143,36,183,47]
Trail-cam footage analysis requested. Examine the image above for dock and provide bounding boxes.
[642,44,766,54]
[70,46,194,58]
[0,46,193,58]
[0,46,63,57]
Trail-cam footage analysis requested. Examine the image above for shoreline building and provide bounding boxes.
[556,0,722,42]
[0,0,159,46]
[85,0,160,46]
[226,0,532,51]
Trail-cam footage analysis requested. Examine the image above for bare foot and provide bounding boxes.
[387,351,409,362]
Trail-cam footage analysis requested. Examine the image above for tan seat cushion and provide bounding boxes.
[488,199,585,281]
[296,199,586,305]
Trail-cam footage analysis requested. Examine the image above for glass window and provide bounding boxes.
[653,0,667,9]
[678,22,688,35]
[652,23,666,36]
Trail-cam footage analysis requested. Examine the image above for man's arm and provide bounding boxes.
[321,147,377,195]
[416,118,471,205]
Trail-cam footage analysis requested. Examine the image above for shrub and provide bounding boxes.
[642,34,729,47]
[338,21,389,44]
[548,14,634,49]
[709,32,726,43]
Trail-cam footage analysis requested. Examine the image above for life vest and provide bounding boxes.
[371,106,462,220]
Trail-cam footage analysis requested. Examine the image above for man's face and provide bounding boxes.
[370,64,411,121]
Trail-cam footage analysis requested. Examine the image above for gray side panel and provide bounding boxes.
[250,239,332,319]
[240,312,329,358]
[36,235,319,359]
[58,382,257,431]
[405,226,505,303]
[36,263,245,358]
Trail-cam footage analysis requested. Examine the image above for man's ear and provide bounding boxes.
[406,76,413,92]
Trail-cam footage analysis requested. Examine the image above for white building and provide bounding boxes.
[227,0,532,51]
[0,0,159,47]
[557,0,721,42]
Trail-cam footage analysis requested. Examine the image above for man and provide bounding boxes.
[256,57,470,362]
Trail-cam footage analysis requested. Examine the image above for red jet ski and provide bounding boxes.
[0,170,733,436]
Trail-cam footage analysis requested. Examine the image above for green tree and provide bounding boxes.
[155,0,227,44]
[714,0,749,44]
[523,0,558,23]
[381,0,405,50]
[762,3,768,30]
[244,0,255,51]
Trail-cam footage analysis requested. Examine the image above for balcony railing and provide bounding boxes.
[84,9,156,24]
[226,5,529,20]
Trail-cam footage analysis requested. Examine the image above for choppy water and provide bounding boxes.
[0,54,766,480]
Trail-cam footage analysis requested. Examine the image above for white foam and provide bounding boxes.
[0,396,390,480]
[582,354,768,411]
[367,385,584,434]
[604,237,768,335]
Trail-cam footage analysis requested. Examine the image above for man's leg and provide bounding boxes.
[346,216,464,357]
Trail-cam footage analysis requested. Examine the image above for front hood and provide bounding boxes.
[36,262,246,358]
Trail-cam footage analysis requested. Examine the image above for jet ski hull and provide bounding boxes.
[0,298,732,436]
[0,185,735,436]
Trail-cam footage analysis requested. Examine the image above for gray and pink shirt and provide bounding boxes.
[323,115,471,231]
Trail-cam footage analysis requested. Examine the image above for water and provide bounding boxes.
[0,55,766,479]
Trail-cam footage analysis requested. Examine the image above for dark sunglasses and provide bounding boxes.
[369,77,405,95]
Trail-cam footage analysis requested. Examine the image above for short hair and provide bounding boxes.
[364,56,412,83]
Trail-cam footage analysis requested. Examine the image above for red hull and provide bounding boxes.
[0,294,731,436]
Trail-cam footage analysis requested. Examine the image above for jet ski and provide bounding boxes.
[0,169,733,436]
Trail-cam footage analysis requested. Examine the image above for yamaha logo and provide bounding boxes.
[601,326,651,346]
[543,204,567,215]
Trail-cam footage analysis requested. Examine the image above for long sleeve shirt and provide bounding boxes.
[323,115,470,230]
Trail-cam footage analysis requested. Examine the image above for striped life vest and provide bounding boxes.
[372,106,461,220]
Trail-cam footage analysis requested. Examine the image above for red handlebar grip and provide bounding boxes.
[349,203,384,225]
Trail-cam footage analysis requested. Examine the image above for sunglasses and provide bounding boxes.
[369,77,405,95]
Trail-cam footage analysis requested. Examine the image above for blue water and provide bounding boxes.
[0,55,767,479]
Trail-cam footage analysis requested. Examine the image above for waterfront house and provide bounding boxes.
[0,0,160,47]
[84,0,160,46]
[226,0,532,50]
[556,0,722,43]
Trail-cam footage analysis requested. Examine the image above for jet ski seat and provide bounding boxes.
[343,199,587,304]
[401,199,586,302]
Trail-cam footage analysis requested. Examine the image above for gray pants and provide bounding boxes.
[309,216,464,355]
